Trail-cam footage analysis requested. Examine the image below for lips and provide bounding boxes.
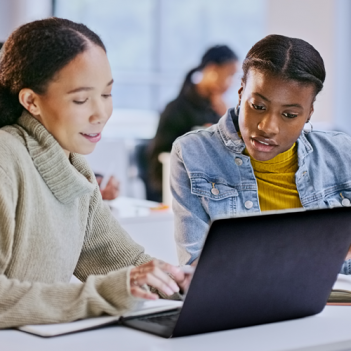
[251,136,278,153]
[80,132,101,143]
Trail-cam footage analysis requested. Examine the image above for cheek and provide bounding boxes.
[279,124,304,144]
[55,106,87,136]
[106,100,113,117]
[238,108,254,142]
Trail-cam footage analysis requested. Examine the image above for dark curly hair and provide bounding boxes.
[0,17,106,127]
[242,34,326,96]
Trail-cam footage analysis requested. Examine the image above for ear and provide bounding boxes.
[307,104,314,122]
[238,82,244,105]
[18,88,41,116]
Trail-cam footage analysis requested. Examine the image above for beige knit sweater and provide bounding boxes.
[0,111,155,328]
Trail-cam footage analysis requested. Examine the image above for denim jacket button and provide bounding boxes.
[235,158,243,166]
[245,200,253,209]
[342,198,351,207]
[211,188,220,195]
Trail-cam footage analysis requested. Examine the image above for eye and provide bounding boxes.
[282,112,298,118]
[73,99,88,105]
[102,94,112,99]
[252,103,265,110]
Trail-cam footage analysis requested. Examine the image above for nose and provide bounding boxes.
[89,99,110,125]
[257,112,279,137]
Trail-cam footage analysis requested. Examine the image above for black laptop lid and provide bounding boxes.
[173,207,351,337]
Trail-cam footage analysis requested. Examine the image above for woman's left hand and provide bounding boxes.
[129,259,192,300]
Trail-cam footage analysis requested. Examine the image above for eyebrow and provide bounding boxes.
[253,92,303,109]
[67,79,114,94]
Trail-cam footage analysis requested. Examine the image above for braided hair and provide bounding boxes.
[242,34,326,96]
[0,17,106,127]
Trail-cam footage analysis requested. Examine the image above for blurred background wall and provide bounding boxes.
[1,0,349,130]
[0,0,350,199]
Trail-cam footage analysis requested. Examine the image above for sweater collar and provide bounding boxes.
[13,111,96,204]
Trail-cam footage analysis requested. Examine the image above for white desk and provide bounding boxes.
[2,306,351,351]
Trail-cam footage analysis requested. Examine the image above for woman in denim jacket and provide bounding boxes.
[171,35,351,272]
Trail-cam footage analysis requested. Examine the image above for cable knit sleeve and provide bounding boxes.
[0,164,148,328]
[73,185,153,281]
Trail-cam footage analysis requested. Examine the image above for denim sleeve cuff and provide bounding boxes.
[340,259,351,274]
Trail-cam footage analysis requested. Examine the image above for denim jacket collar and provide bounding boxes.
[218,108,246,153]
[218,108,314,163]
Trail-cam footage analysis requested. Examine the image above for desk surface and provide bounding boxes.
[2,306,351,351]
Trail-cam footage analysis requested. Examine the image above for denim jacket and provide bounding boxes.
[171,108,351,270]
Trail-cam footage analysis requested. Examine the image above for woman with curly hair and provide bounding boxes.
[0,18,189,328]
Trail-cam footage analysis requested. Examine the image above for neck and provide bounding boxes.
[64,150,70,158]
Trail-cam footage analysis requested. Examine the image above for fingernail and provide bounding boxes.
[170,283,180,292]
[165,287,173,295]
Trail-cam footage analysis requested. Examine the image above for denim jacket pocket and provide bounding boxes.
[190,173,238,219]
[324,188,351,208]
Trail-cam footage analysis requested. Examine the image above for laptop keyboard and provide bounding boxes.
[137,310,180,328]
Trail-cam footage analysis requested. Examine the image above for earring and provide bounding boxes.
[304,120,313,133]
[235,103,240,116]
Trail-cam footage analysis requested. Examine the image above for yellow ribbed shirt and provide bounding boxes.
[244,144,302,211]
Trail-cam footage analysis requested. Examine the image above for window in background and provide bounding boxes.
[55,0,265,112]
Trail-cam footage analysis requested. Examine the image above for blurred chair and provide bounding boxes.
[158,152,172,206]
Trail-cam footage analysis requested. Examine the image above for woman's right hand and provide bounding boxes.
[129,259,185,300]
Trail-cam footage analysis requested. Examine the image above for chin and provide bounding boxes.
[253,153,277,162]
[248,149,277,162]
[72,145,97,155]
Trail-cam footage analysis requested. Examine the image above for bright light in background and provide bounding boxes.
[55,0,265,112]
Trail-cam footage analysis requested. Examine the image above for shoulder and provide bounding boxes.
[172,124,220,157]
[0,127,25,154]
[304,130,351,154]
[0,127,29,178]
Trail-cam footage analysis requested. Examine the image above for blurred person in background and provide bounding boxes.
[147,45,239,202]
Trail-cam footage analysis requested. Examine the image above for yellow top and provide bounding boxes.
[244,143,302,211]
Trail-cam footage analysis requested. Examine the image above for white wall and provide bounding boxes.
[266,0,351,132]
[0,0,52,42]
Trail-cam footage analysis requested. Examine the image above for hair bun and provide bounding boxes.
[0,85,23,128]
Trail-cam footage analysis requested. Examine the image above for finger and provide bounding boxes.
[130,286,159,300]
[163,264,185,284]
[178,274,193,294]
[153,265,182,292]
[138,268,179,295]
[148,260,185,289]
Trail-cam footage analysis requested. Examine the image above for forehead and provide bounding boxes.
[244,69,315,106]
[49,45,112,90]
[216,60,238,74]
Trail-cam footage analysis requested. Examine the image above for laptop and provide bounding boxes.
[121,207,351,338]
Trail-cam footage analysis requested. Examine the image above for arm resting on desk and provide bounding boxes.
[0,268,143,329]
